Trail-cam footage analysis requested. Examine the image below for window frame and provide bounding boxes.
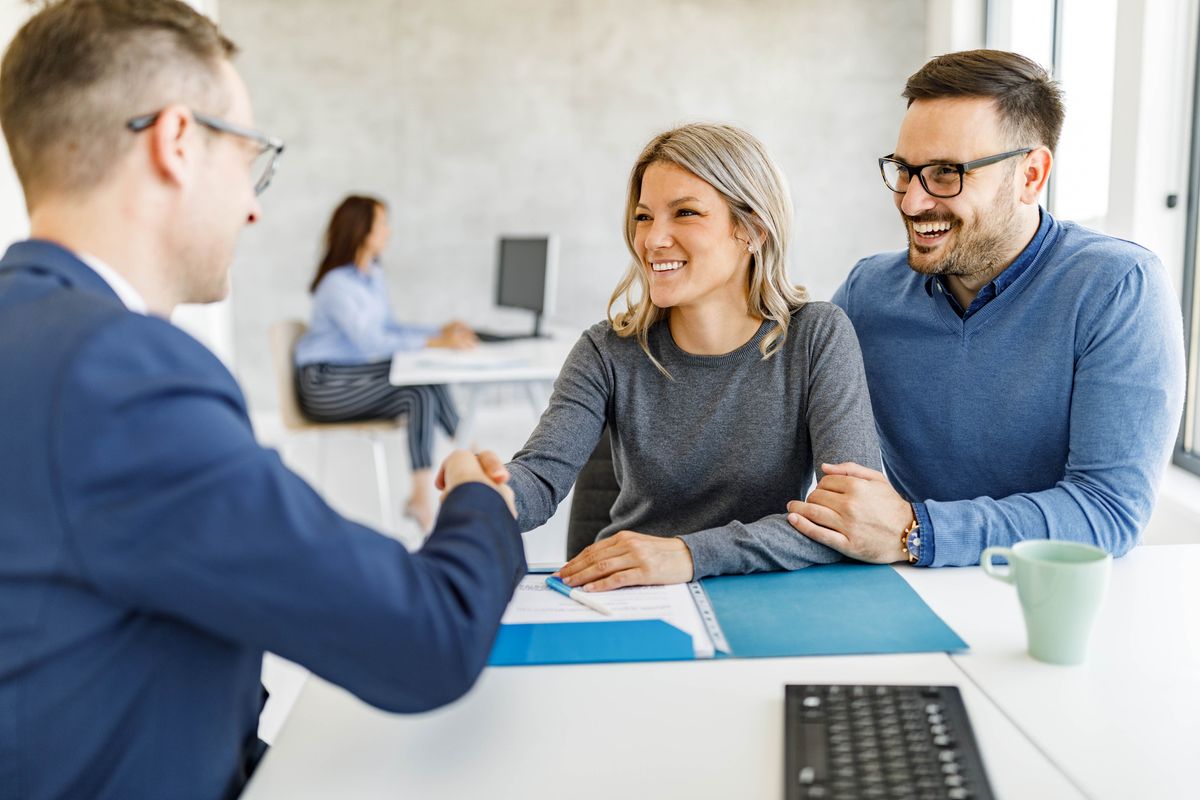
[1176,19,1200,476]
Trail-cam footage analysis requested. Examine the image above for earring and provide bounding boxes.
[747,243,757,253]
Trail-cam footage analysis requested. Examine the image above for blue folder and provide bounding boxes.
[489,564,967,666]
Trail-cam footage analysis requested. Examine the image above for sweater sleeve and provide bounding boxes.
[922,259,1185,566]
[506,330,612,532]
[681,306,883,578]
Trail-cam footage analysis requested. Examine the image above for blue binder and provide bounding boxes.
[489,563,967,666]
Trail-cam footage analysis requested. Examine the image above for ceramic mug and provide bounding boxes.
[981,540,1112,665]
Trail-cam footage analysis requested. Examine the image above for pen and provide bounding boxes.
[545,575,613,616]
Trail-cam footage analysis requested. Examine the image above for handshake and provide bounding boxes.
[435,449,516,518]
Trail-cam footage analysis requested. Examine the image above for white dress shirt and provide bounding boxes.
[76,251,148,314]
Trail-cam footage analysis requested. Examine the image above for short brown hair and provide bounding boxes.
[903,49,1065,153]
[0,0,237,208]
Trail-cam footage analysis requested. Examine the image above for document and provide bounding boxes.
[501,575,716,658]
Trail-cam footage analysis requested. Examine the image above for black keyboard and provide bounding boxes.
[474,330,538,343]
[785,685,995,800]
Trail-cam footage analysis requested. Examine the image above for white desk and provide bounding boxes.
[233,552,1200,798]
[388,336,576,387]
[389,336,577,442]
[244,653,1079,799]
[898,545,1200,800]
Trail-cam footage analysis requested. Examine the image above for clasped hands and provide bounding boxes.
[434,450,516,518]
[785,462,913,563]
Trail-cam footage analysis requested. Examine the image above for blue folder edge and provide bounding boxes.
[488,563,967,666]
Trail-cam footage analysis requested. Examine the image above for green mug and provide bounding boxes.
[981,540,1112,665]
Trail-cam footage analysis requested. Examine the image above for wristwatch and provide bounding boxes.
[900,505,921,565]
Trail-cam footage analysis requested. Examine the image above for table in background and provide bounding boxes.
[389,334,576,442]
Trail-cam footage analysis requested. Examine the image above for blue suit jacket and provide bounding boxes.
[0,241,526,799]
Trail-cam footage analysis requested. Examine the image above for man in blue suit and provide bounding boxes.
[0,2,525,798]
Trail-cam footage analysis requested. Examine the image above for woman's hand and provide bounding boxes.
[558,530,695,591]
[428,321,478,350]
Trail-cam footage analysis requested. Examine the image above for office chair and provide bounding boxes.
[269,320,407,539]
[565,426,619,560]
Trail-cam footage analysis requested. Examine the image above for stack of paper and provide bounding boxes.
[501,575,715,658]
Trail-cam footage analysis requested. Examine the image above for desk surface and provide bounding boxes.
[389,335,577,386]
[244,546,1195,799]
[244,653,1079,799]
[898,545,1199,800]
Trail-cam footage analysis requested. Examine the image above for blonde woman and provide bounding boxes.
[499,123,881,589]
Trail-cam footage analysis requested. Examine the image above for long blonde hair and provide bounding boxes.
[608,123,807,374]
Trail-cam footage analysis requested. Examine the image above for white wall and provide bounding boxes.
[0,0,235,363]
[219,0,927,411]
[0,2,31,240]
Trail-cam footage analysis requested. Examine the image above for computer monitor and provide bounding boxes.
[495,235,557,337]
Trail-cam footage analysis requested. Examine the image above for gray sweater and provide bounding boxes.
[507,302,882,578]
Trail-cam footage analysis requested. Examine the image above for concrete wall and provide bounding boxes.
[219,0,926,411]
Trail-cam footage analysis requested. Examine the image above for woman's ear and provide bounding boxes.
[736,214,767,254]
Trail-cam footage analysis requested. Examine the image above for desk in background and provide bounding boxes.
[242,549,1200,798]
[389,334,576,442]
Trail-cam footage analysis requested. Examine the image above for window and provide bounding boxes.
[1178,35,1200,476]
[987,0,1119,230]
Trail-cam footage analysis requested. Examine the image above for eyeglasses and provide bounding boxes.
[878,148,1032,199]
[127,110,285,195]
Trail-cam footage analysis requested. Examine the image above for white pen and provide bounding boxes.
[545,575,613,616]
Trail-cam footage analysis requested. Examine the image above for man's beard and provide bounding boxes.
[904,180,1023,282]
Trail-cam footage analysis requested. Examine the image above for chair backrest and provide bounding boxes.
[565,426,620,560]
[269,319,310,431]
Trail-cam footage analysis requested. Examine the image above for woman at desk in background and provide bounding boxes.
[294,195,476,530]
[496,123,881,590]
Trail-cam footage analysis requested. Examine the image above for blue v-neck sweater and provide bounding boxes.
[834,212,1185,567]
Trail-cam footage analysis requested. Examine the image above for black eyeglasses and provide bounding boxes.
[878,148,1032,199]
[127,110,285,195]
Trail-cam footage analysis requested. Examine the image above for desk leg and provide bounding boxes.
[523,381,550,415]
[370,432,396,536]
[457,385,480,448]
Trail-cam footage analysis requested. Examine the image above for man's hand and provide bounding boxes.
[435,449,516,518]
[557,531,694,592]
[785,462,912,563]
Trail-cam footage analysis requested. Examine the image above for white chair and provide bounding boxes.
[269,320,406,536]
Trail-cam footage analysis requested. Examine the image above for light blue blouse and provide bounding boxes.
[294,264,438,366]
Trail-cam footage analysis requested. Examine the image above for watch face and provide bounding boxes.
[906,531,921,560]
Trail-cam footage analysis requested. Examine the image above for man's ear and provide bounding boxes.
[1018,146,1052,204]
[146,104,198,191]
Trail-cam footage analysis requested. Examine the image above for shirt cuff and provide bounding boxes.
[912,502,935,567]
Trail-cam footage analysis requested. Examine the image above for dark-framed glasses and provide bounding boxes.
[878,147,1033,199]
[127,110,285,195]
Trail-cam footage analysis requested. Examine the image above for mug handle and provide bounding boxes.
[980,547,1015,584]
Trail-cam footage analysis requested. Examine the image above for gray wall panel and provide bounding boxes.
[220,0,925,410]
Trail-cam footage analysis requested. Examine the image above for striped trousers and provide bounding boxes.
[296,361,459,470]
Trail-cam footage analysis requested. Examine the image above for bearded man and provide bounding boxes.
[785,49,1185,569]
